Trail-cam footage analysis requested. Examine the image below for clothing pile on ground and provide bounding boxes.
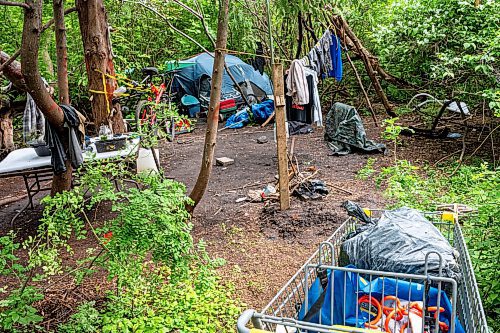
[285,30,343,131]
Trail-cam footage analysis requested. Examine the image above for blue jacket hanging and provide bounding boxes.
[329,35,343,81]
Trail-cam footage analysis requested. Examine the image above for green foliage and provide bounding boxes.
[382,117,405,143]
[356,157,377,180]
[369,0,500,109]
[97,255,240,333]
[58,301,101,333]
[371,161,500,330]
[0,160,240,332]
[382,118,412,162]
[0,233,44,332]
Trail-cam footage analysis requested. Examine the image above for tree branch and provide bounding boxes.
[171,0,215,47]
[133,1,211,53]
[0,49,21,74]
[0,0,29,9]
[0,51,27,91]
[41,6,76,32]
[171,0,201,19]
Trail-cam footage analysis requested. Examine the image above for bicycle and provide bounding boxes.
[114,67,193,139]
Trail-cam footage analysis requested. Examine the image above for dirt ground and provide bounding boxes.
[0,110,495,324]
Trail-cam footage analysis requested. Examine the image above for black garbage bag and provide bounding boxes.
[324,102,386,155]
[342,200,372,224]
[342,207,461,279]
[293,179,329,200]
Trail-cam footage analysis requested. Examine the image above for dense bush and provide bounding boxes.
[368,0,499,110]
[0,161,241,332]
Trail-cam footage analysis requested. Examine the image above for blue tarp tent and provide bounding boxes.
[171,53,273,99]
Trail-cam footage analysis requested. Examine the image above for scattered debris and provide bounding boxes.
[263,184,276,196]
[213,207,223,216]
[235,197,247,203]
[216,157,234,166]
[248,189,264,202]
[177,138,194,144]
[257,135,268,144]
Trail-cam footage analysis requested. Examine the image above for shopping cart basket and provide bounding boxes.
[237,208,489,333]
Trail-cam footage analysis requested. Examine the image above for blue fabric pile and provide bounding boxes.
[251,99,274,123]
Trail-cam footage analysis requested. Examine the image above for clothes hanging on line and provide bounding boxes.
[23,93,46,144]
[307,49,320,74]
[304,67,323,127]
[316,30,333,75]
[285,74,313,124]
[328,35,343,81]
[285,59,309,105]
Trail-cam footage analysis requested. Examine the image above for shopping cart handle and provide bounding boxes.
[237,309,270,333]
[237,309,255,333]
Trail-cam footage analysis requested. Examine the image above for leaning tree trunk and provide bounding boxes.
[21,0,73,195]
[76,0,124,134]
[53,0,70,104]
[188,0,230,213]
[0,100,14,154]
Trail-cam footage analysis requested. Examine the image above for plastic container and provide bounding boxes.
[137,148,159,173]
[181,94,201,117]
[94,137,127,153]
[31,143,51,157]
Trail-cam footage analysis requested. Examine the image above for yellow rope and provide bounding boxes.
[101,70,111,114]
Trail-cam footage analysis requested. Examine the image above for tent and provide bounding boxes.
[171,53,273,104]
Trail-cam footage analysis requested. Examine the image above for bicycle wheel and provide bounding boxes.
[135,100,156,133]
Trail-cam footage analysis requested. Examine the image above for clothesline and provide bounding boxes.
[214,48,293,63]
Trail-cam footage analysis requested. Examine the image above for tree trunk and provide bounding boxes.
[22,0,72,194]
[53,0,70,104]
[0,109,14,153]
[188,0,230,213]
[336,16,396,117]
[295,11,303,59]
[76,0,124,134]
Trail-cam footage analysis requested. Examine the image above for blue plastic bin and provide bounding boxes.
[181,94,201,117]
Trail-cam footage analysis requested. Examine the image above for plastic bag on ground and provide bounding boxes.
[342,207,461,279]
[225,109,250,129]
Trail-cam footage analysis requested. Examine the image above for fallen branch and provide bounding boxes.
[466,124,500,162]
[326,182,353,195]
[261,111,275,127]
[0,193,28,206]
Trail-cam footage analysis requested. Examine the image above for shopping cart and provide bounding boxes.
[237,208,489,333]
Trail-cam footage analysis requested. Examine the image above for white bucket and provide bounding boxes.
[137,148,159,173]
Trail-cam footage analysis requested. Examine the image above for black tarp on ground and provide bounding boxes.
[342,206,461,279]
[324,102,386,155]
